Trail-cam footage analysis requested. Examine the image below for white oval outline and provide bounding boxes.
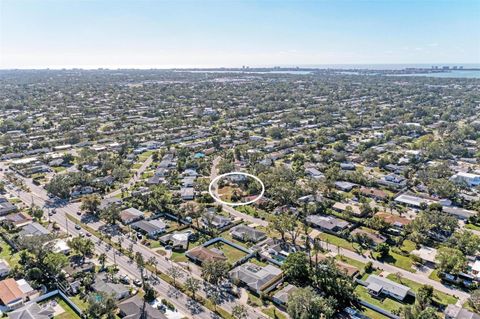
[208,172,265,207]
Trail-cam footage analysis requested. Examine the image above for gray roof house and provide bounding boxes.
[202,212,232,229]
[230,262,282,294]
[306,215,350,233]
[120,208,144,225]
[93,274,130,300]
[230,225,266,243]
[366,275,411,301]
[0,259,10,277]
[19,222,50,237]
[0,197,18,216]
[272,284,298,306]
[445,304,480,319]
[8,302,55,319]
[180,187,194,200]
[131,219,166,238]
[99,197,123,210]
[118,296,167,319]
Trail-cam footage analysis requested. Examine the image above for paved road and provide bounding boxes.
[106,154,154,198]
[1,163,267,319]
[210,156,268,227]
[316,237,470,306]
[0,166,211,319]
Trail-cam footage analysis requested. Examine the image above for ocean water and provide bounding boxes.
[387,70,480,79]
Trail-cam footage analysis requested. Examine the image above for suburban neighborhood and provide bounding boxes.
[0,67,479,319]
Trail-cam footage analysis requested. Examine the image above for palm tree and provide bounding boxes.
[148,256,158,275]
[185,277,201,300]
[98,253,107,269]
[167,266,184,287]
[232,304,248,319]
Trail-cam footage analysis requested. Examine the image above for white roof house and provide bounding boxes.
[451,172,480,187]
[411,246,437,264]
[50,239,71,255]
[394,194,434,208]
[366,275,411,301]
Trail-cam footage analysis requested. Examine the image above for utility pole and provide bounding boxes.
[65,217,69,235]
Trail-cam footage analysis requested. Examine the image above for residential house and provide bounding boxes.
[4,212,33,228]
[394,194,434,208]
[201,212,232,229]
[470,259,480,281]
[93,274,130,300]
[182,176,196,187]
[131,219,166,238]
[8,302,55,319]
[147,175,164,185]
[230,225,266,243]
[335,181,358,192]
[159,231,190,250]
[366,275,411,301]
[229,262,282,294]
[120,208,144,225]
[19,222,50,237]
[332,202,363,217]
[411,246,438,267]
[306,215,350,233]
[450,172,480,187]
[374,212,412,229]
[340,162,356,170]
[183,169,198,177]
[0,197,18,216]
[305,167,324,180]
[358,187,389,201]
[185,246,227,265]
[50,239,71,255]
[350,228,386,246]
[0,278,36,310]
[311,254,359,277]
[445,305,480,319]
[118,296,167,319]
[99,197,122,211]
[0,259,10,277]
[380,174,407,188]
[180,187,194,200]
[272,284,298,306]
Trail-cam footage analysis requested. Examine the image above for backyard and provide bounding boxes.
[207,241,248,264]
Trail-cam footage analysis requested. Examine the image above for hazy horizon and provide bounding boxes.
[1,0,479,69]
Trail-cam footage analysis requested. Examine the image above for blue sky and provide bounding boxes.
[1,0,479,68]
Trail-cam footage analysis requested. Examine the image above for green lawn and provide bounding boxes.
[220,232,249,248]
[361,269,381,281]
[400,240,417,253]
[249,258,268,267]
[132,163,143,169]
[374,250,416,272]
[247,292,263,307]
[355,286,406,313]
[318,233,359,251]
[68,295,89,311]
[55,298,82,319]
[465,223,480,231]
[385,274,458,306]
[262,306,288,319]
[428,269,441,282]
[336,254,366,270]
[53,166,67,173]
[138,150,154,161]
[209,242,247,264]
[361,308,391,319]
[0,238,20,267]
